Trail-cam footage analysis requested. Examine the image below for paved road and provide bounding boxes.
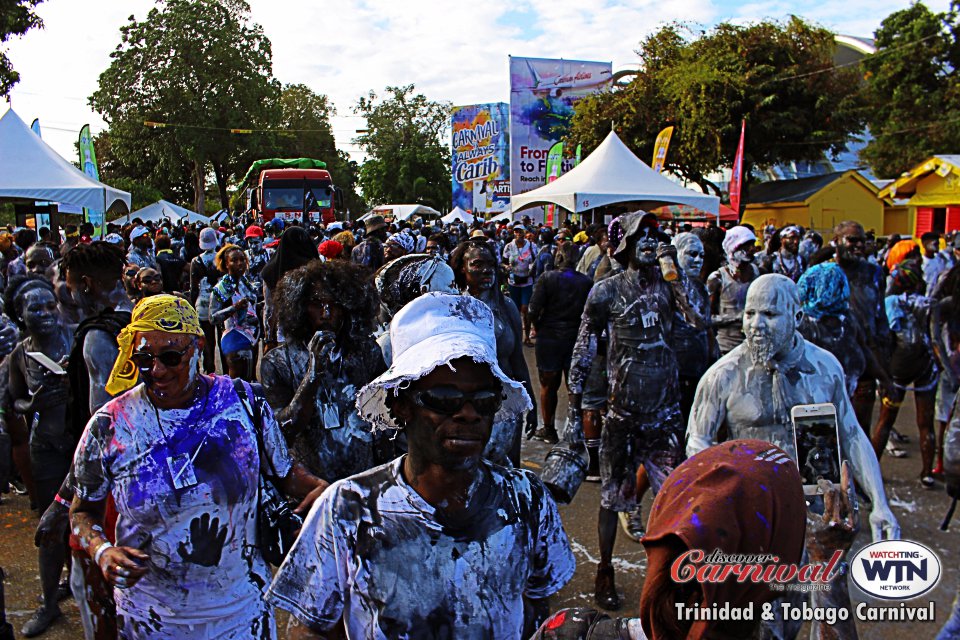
[0,344,955,638]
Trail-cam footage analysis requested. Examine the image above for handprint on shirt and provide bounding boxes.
[177,513,228,566]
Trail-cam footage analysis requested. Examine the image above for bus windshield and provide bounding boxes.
[263,181,332,210]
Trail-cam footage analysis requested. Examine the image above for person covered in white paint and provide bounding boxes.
[706,225,761,355]
[267,293,575,639]
[69,295,327,640]
[687,273,899,541]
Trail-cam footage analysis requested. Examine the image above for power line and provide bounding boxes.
[777,114,960,146]
[763,33,940,84]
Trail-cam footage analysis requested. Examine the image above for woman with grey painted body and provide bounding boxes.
[707,225,761,355]
[687,274,899,541]
[259,260,386,483]
[450,238,537,467]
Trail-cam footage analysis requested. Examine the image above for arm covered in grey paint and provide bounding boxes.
[84,329,119,414]
[685,370,727,457]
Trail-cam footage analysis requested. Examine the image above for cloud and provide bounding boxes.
[3,0,940,167]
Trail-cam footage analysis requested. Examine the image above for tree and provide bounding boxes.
[265,83,365,215]
[355,85,451,211]
[0,0,43,96]
[570,18,866,198]
[861,2,960,178]
[90,0,280,213]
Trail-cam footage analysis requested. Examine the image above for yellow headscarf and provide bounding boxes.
[106,294,204,396]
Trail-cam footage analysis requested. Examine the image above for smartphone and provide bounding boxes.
[791,403,841,486]
[26,351,66,376]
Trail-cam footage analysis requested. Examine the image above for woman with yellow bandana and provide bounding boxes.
[70,294,328,639]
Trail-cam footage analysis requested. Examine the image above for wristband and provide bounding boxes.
[54,494,71,508]
[93,541,113,566]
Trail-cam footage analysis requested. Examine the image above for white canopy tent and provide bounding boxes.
[441,206,474,224]
[117,200,210,225]
[0,109,130,213]
[372,204,442,221]
[486,211,513,224]
[510,131,719,216]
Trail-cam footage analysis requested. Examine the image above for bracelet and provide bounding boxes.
[54,494,71,508]
[93,541,113,566]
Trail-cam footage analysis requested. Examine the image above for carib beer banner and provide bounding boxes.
[451,102,511,216]
[509,56,611,223]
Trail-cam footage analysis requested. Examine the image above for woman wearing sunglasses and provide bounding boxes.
[133,267,164,302]
[260,259,386,484]
[209,244,260,381]
[70,294,326,640]
[269,292,575,639]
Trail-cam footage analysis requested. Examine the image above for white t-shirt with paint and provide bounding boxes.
[72,375,292,633]
[267,457,576,639]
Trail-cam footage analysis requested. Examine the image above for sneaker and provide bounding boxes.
[921,476,936,489]
[10,478,27,495]
[594,565,621,611]
[890,429,910,444]
[885,442,907,458]
[618,507,645,542]
[21,605,61,637]
[533,426,559,444]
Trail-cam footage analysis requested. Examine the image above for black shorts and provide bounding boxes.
[535,335,576,373]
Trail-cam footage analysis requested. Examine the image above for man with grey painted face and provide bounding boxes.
[569,211,706,610]
[687,273,899,541]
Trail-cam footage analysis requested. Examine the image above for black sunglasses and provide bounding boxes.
[411,386,503,416]
[131,344,194,371]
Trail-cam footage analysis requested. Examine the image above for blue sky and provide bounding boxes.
[4,0,950,163]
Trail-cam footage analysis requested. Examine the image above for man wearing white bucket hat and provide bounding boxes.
[267,292,575,639]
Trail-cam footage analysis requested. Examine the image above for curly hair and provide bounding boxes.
[275,259,379,349]
[58,241,126,282]
[4,274,55,330]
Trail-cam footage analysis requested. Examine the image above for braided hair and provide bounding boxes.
[58,241,126,283]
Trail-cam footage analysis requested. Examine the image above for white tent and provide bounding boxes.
[118,200,209,224]
[510,131,719,216]
[0,109,130,213]
[487,211,513,224]
[441,206,474,224]
[372,204,442,221]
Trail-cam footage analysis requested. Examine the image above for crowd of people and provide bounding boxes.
[0,210,957,639]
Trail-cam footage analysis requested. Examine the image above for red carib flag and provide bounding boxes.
[729,119,746,214]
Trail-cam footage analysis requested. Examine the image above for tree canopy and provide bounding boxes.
[860,1,960,178]
[570,17,866,197]
[269,83,365,216]
[90,0,279,213]
[0,0,43,96]
[355,85,451,211]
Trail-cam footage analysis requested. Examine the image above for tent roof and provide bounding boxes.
[877,155,960,200]
[372,204,442,220]
[441,206,474,224]
[510,130,719,215]
[0,109,130,213]
[119,200,210,224]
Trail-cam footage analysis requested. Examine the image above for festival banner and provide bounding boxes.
[451,102,511,217]
[729,119,746,215]
[651,126,674,172]
[575,143,582,167]
[78,125,104,233]
[509,56,611,223]
[543,141,564,227]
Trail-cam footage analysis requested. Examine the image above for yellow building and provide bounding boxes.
[877,156,960,237]
[741,170,885,234]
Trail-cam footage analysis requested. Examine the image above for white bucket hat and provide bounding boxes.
[356,292,531,430]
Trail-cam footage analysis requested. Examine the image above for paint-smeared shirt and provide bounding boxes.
[72,375,292,627]
[267,457,575,639]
